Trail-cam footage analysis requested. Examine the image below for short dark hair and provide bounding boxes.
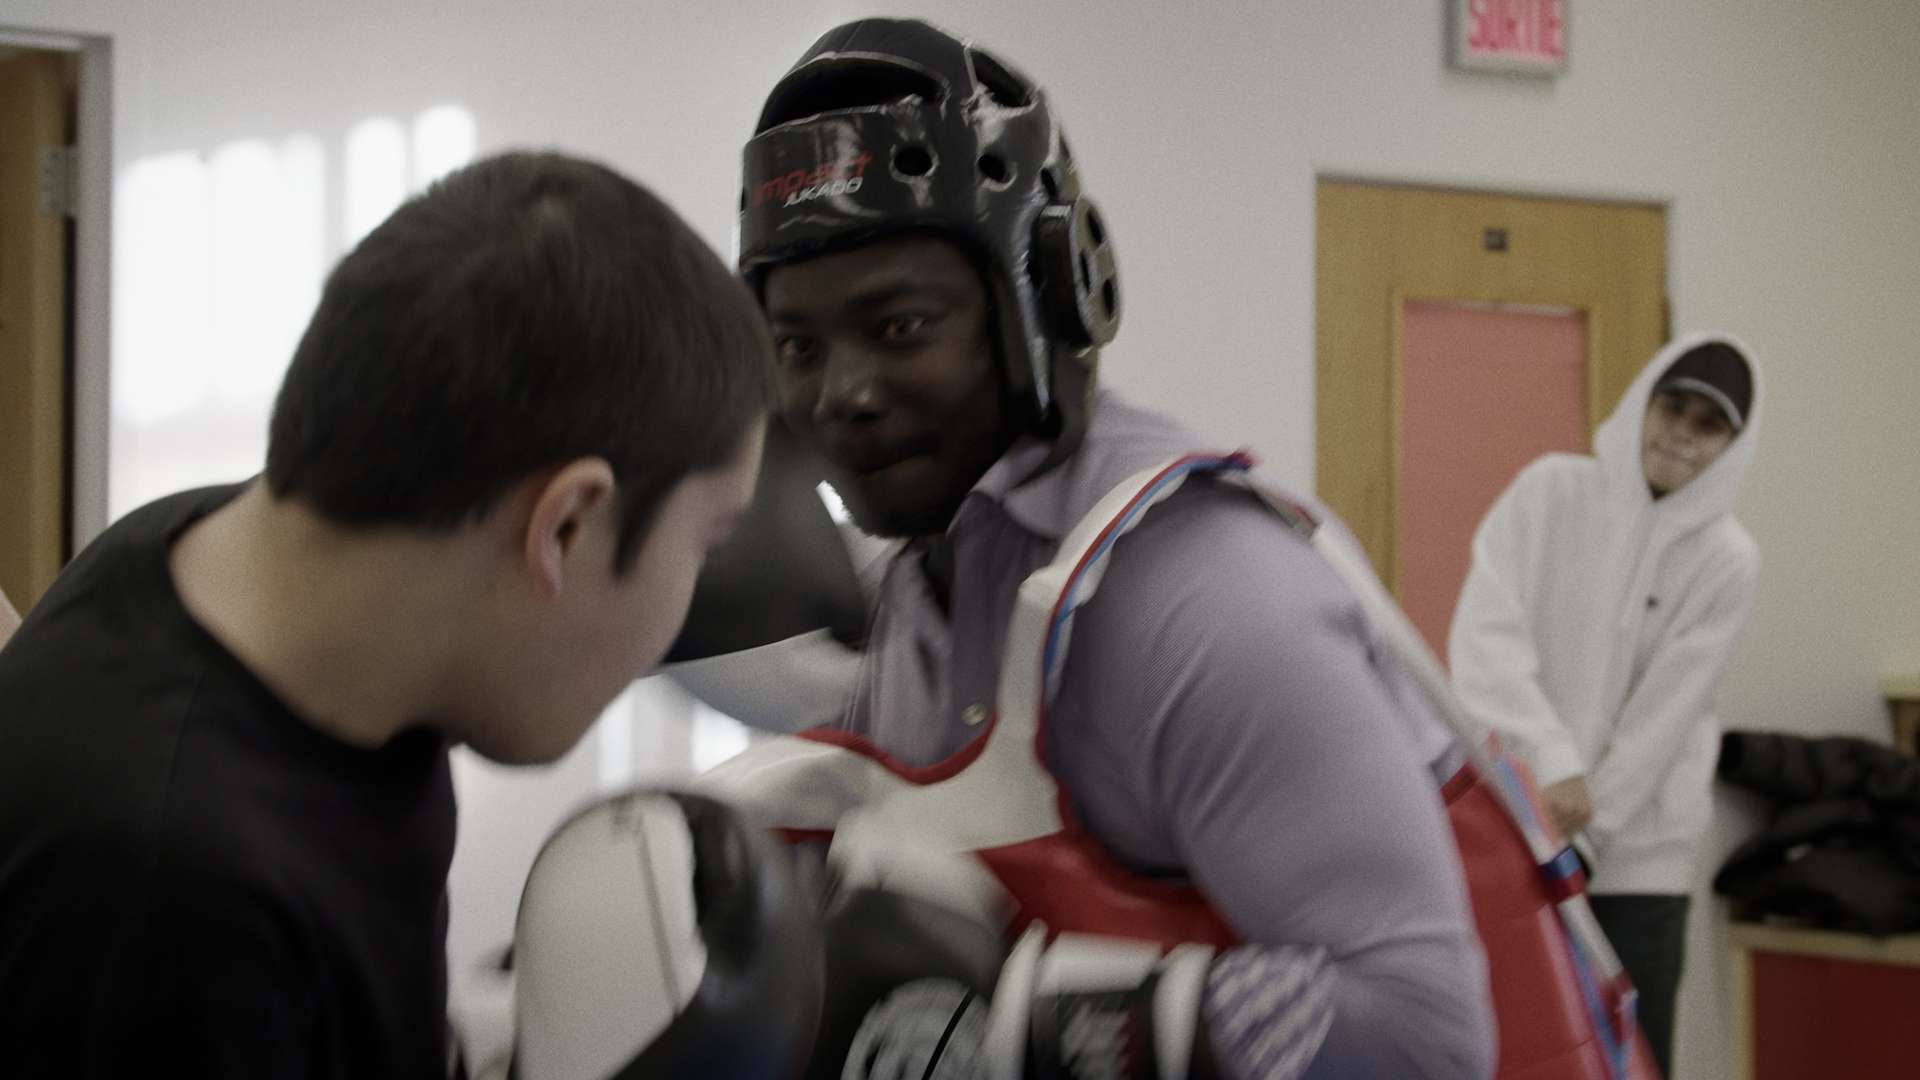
[267,151,769,570]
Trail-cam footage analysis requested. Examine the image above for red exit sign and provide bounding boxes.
[1452,0,1568,76]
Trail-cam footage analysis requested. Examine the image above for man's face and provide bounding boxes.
[763,234,1019,538]
[1642,389,1735,497]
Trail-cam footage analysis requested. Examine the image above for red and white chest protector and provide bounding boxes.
[697,454,1658,1079]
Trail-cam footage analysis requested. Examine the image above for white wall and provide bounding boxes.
[6,2,1917,1076]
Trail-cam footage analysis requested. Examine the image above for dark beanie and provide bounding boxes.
[1655,341,1753,430]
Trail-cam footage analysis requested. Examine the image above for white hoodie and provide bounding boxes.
[1448,333,1762,894]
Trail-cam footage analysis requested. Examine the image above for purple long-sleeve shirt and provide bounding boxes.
[841,392,1495,1078]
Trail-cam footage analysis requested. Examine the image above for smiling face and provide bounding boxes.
[763,234,1021,538]
[1642,388,1736,498]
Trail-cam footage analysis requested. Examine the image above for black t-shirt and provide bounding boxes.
[0,485,457,1078]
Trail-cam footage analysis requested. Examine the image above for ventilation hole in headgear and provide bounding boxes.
[1077,252,1092,288]
[970,51,1035,108]
[893,145,935,177]
[977,154,1013,185]
[1040,167,1062,201]
[1084,207,1106,247]
[758,59,945,132]
[1101,279,1118,319]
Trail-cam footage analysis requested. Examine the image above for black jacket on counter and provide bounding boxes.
[1714,730,1920,935]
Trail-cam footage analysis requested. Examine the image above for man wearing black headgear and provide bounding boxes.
[1452,334,1763,1075]
[674,16,1497,1080]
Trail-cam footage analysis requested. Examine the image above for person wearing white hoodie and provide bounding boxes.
[1449,333,1761,1076]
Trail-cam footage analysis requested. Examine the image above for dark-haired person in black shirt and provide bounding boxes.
[0,151,768,1078]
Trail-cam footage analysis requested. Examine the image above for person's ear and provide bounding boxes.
[524,458,617,595]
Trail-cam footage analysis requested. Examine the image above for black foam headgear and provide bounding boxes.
[738,18,1118,454]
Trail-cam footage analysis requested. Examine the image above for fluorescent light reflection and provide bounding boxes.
[112,108,476,518]
[413,105,477,189]
[344,116,408,247]
[116,153,214,428]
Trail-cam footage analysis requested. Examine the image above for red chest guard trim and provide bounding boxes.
[780,725,1239,949]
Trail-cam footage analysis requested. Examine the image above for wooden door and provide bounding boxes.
[1315,179,1667,654]
[0,47,75,614]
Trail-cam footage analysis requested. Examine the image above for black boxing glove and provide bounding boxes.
[837,925,1223,1080]
[809,887,1008,1079]
[666,419,868,664]
[663,419,878,734]
[1008,934,1221,1080]
[509,789,824,1079]
[839,975,994,1080]
[809,820,1223,1080]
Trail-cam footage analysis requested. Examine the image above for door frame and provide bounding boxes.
[1,24,111,550]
